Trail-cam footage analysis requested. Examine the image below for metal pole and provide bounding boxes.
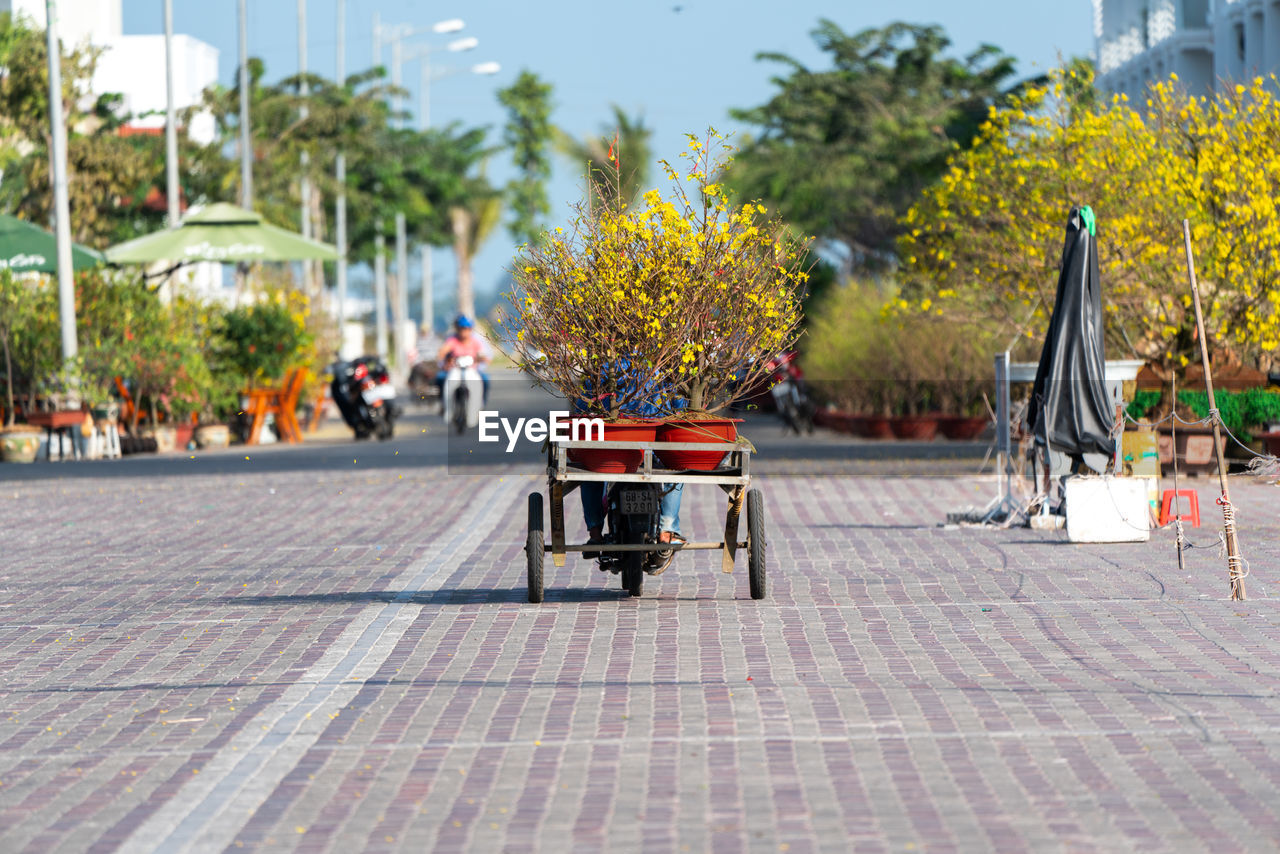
[374,231,388,360]
[298,0,310,240]
[420,243,432,337]
[44,0,76,365]
[238,0,251,208]
[163,0,179,227]
[1182,219,1246,600]
[395,211,408,374]
[419,62,432,333]
[335,0,347,357]
[390,33,402,128]
[419,58,430,130]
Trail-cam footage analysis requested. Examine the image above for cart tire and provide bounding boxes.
[527,492,545,603]
[747,488,766,600]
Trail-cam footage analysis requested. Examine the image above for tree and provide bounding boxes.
[557,105,652,210]
[450,188,502,321]
[0,14,155,248]
[497,70,554,246]
[190,64,397,240]
[727,20,1018,268]
[900,67,1280,374]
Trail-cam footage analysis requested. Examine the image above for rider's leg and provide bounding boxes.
[434,371,446,398]
[581,481,605,539]
[480,369,490,405]
[581,481,605,557]
[650,484,685,573]
[658,483,683,542]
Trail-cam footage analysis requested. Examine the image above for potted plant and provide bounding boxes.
[507,130,808,471]
[0,270,54,462]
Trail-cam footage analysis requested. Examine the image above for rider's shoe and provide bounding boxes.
[582,534,605,560]
[647,533,685,575]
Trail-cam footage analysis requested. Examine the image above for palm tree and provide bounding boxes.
[449,184,502,320]
[556,105,652,210]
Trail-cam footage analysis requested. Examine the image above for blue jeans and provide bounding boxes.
[581,482,682,535]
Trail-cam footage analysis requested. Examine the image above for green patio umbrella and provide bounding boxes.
[0,213,104,273]
[105,202,338,265]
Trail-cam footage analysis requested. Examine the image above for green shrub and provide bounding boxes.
[803,279,995,415]
[1126,390,1163,422]
[1175,387,1280,441]
[217,298,312,386]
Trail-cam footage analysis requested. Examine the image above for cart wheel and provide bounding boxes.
[747,488,766,600]
[527,492,545,603]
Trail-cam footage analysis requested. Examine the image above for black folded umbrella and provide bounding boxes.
[1027,206,1115,470]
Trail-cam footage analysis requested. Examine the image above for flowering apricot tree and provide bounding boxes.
[900,67,1280,373]
[506,131,808,417]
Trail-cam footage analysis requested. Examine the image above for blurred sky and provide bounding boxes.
[124,0,1094,320]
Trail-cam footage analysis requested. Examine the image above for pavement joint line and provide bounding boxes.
[118,476,519,854]
[12,723,1280,766]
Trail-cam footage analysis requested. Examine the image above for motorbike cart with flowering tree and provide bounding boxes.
[506,131,808,601]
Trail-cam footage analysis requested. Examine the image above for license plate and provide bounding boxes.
[620,489,658,515]
[361,384,395,403]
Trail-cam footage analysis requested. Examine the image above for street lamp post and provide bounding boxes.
[374,231,388,361]
[238,0,251,209]
[394,212,408,381]
[163,0,179,228]
[44,0,76,367]
[297,0,314,297]
[335,0,348,357]
[409,51,500,329]
[378,18,470,350]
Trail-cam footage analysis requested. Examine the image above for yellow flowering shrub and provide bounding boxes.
[506,130,809,416]
[901,67,1280,373]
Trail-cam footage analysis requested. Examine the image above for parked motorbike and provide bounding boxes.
[330,356,397,440]
[768,353,814,434]
[443,354,484,435]
[407,359,442,409]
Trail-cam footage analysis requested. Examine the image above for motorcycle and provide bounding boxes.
[597,482,664,597]
[768,354,814,435]
[330,356,398,440]
[442,354,484,435]
[407,359,442,409]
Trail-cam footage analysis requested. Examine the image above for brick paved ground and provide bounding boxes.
[0,428,1278,852]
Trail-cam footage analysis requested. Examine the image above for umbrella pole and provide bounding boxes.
[1181,219,1245,600]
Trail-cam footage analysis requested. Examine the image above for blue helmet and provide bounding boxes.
[455,314,475,329]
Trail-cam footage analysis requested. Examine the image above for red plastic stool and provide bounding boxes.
[1159,489,1200,527]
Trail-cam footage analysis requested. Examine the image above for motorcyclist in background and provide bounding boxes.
[435,315,492,403]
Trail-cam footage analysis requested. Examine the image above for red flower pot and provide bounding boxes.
[863,416,894,439]
[567,420,659,473]
[888,415,939,441]
[654,418,740,470]
[938,416,989,440]
[173,423,195,450]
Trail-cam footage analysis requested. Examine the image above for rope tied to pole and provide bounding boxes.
[1216,495,1250,584]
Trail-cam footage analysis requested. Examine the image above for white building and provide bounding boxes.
[1,0,218,144]
[1094,0,1280,97]
[2,0,225,297]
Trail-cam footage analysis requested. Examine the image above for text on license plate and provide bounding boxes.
[620,489,658,515]
[362,384,395,403]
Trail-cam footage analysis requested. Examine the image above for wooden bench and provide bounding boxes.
[243,367,307,446]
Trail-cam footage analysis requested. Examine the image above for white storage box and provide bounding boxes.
[1064,476,1150,543]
